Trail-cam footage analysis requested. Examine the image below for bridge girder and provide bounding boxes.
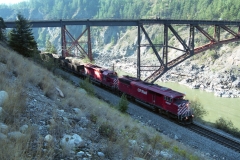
[61,25,92,60]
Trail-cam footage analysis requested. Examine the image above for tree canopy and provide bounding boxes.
[45,39,57,54]
[1,0,240,20]
[8,14,38,57]
[0,17,6,41]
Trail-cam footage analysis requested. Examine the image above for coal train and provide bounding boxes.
[55,56,194,124]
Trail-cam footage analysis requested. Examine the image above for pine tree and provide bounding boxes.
[45,39,57,54]
[8,14,38,57]
[118,94,129,113]
[0,17,6,41]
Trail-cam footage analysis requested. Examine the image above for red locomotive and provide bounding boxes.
[57,57,193,124]
[118,75,193,123]
[84,64,118,89]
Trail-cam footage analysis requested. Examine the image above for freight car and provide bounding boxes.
[56,56,194,124]
[58,57,85,76]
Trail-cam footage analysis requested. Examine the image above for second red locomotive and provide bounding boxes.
[84,63,118,89]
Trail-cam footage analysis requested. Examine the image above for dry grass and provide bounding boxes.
[0,125,51,160]
[1,82,27,124]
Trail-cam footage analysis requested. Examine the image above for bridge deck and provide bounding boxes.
[5,19,240,28]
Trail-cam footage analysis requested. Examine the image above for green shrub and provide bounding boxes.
[215,117,240,137]
[99,122,116,141]
[89,114,97,123]
[80,76,94,95]
[190,98,207,120]
[209,50,218,61]
[162,141,171,149]
[118,94,129,113]
[33,53,58,72]
[149,134,162,150]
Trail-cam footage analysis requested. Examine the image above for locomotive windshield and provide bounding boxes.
[174,97,184,100]
[108,72,118,77]
[174,98,188,106]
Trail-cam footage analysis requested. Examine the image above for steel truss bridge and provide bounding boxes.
[5,19,240,83]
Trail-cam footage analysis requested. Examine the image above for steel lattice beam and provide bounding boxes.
[142,24,240,83]
[61,25,92,60]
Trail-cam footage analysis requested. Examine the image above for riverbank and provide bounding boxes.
[158,60,240,98]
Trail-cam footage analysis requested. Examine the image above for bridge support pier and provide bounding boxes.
[61,25,67,57]
[137,23,141,79]
[163,24,168,68]
[214,25,220,42]
[61,24,92,61]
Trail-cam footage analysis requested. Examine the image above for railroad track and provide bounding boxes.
[188,123,240,153]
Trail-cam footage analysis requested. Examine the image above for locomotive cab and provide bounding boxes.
[174,97,194,124]
[102,71,118,89]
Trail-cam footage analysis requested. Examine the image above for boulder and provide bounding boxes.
[214,92,222,97]
[20,124,28,133]
[73,108,82,115]
[160,150,172,159]
[8,131,25,140]
[48,119,56,126]
[0,122,8,133]
[77,151,85,157]
[56,87,64,98]
[0,133,7,141]
[129,139,137,146]
[60,134,85,152]
[44,134,53,142]
[0,91,8,106]
[79,88,87,95]
[222,93,231,98]
[232,78,240,88]
[97,152,105,157]
[134,158,145,160]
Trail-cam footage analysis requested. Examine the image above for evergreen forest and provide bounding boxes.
[1,0,240,49]
[1,0,240,20]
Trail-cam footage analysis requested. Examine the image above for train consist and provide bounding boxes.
[56,56,194,124]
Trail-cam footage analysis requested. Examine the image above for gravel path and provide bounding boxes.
[55,69,240,160]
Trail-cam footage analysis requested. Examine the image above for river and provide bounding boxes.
[157,82,240,130]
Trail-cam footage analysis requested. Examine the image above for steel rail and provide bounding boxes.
[188,123,240,153]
